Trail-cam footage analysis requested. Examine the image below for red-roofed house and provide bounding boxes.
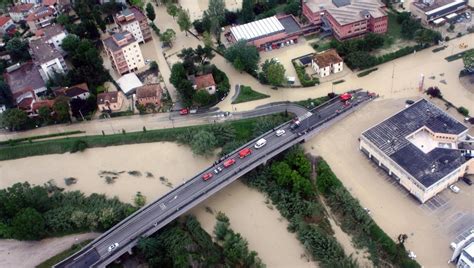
[136,84,162,107]
[0,16,16,36]
[97,91,124,112]
[9,3,34,22]
[311,49,343,77]
[31,99,55,115]
[192,74,216,94]
[54,83,90,100]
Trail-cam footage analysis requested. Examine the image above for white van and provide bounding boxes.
[254,138,267,149]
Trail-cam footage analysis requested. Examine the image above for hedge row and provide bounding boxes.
[292,61,320,87]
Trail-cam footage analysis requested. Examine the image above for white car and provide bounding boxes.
[254,138,267,149]
[275,129,285,137]
[108,243,119,252]
[449,184,460,193]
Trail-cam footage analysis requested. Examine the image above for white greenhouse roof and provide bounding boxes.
[230,16,285,41]
[117,73,143,95]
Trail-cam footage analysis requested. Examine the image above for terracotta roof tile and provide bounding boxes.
[194,74,216,89]
[313,49,343,68]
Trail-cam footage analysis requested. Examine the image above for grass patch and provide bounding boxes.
[332,79,345,85]
[36,239,93,268]
[386,11,402,40]
[0,130,85,146]
[357,68,378,77]
[294,96,330,109]
[0,115,286,161]
[445,49,473,62]
[232,85,270,104]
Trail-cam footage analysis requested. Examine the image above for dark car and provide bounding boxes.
[462,177,472,185]
[405,100,415,105]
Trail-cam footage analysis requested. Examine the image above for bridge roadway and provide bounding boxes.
[56,90,375,268]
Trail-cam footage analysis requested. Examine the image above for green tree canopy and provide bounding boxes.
[0,80,12,106]
[53,96,71,123]
[170,62,187,87]
[166,3,179,18]
[462,50,474,70]
[134,192,147,207]
[161,29,176,47]
[191,130,217,156]
[262,60,286,86]
[146,3,156,21]
[224,40,260,73]
[241,0,255,23]
[194,90,212,106]
[0,108,29,131]
[6,37,30,62]
[38,106,52,125]
[177,8,191,36]
[11,208,46,240]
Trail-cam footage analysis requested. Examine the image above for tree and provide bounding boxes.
[176,80,195,107]
[426,86,442,98]
[146,3,156,21]
[177,8,191,36]
[56,14,71,26]
[224,40,260,73]
[0,81,12,106]
[6,37,30,62]
[160,29,176,47]
[130,0,144,9]
[134,192,146,207]
[364,33,385,50]
[206,0,225,41]
[38,106,52,125]
[149,61,158,71]
[11,208,45,240]
[0,108,29,131]
[53,96,71,123]
[284,0,300,16]
[166,3,179,18]
[463,50,474,71]
[191,130,217,156]
[194,90,212,106]
[195,45,215,65]
[203,31,213,47]
[241,0,254,23]
[170,63,187,87]
[262,60,286,86]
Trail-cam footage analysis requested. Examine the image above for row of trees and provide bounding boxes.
[0,182,135,240]
[224,40,260,75]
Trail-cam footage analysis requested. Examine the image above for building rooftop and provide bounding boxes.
[136,84,162,99]
[463,242,474,261]
[116,7,146,25]
[194,73,216,89]
[26,6,54,21]
[36,24,66,39]
[97,91,119,105]
[313,49,343,68]
[305,0,387,25]
[412,0,466,14]
[3,62,45,95]
[362,99,468,188]
[0,16,11,27]
[29,38,62,64]
[42,0,57,6]
[103,31,136,52]
[54,83,89,98]
[230,16,285,42]
[278,15,302,34]
[9,3,34,13]
[117,73,143,95]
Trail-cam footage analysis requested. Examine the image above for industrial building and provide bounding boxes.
[226,15,310,51]
[410,0,468,24]
[303,0,388,40]
[360,99,473,203]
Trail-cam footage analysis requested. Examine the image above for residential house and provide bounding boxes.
[4,62,47,98]
[35,24,67,52]
[312,49,343,78]
[9,3,34,22]
[136,84,162,107]
[0,16,16,36]
[26,6,56,32]
[102,31,145,75]
[192,74,216,94]
[114,7,152,43]
[29,38,67,81]
[302,0,388,40]
[54,83,90,100]
[31,99,55,115]
[42,0,71,13]
[97,91,124,112]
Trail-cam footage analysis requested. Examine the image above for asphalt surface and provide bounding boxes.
[56,91,375,268]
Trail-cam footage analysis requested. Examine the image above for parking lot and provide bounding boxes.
[435,11,473,39]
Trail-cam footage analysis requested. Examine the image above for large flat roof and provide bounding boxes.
[305,0,387,25]
[412,0,466,14]
[230,16,285,42]
[362,99,468,188]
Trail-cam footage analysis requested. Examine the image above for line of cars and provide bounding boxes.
[201,128,287,181]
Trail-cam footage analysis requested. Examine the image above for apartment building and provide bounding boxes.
[29,38,67,81]
[9,3,34,22]
[312,49,343,77]
[114,7,152,43]
[103,31,145,75]
[26,6,56,32]
[303,0,388,40]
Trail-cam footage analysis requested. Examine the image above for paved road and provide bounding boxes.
[55,90,375,268]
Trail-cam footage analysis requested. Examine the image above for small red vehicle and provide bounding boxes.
[179,108,189,115]
[339,93,352,102]
[202,172,213,181]
[239,148,252,158]
[223,158,236,168]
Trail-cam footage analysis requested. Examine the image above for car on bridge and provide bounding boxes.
[254,138,267,149]
[276,129,285,137]
[223,159,236,168]
[290,120,300,131]
[239,148,252,158]
[108,243,119,252]
[202,172,213,181]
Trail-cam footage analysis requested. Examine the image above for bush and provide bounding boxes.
[70,140,88,153]
[292,61,319,87]
[426,86,442,98]
[457,106,469,116]
[357,68,378,77]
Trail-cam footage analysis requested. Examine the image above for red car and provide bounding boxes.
[202,172,213,181]
[239,148,252,158]
[223,158,236,168]
[179,108,189,115]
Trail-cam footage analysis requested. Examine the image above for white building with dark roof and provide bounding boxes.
[359,99,473,203]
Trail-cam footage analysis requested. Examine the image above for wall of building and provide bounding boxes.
[326,13,368,40]
[332,61,343,73]
[47,32,67,51]
[368,16,388,33]
[137,96,159,106]
[120,21,144,43]
[122,42,144,73]
[39,57,66,81]
[302,3,322,25]
[0,19,14,34]
[359,137,472,203]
